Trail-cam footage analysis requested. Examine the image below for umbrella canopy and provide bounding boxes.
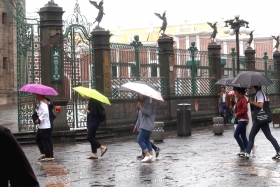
[120,81,164,101]
[73,86,111,105]
[215,77,234,86]
[230,71,273,87]
[19,83,58,96]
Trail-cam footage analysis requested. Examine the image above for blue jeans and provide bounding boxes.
[137,129,152,154]
[234,121,248,150]
[219,102,228,124]
[246,122,280,154]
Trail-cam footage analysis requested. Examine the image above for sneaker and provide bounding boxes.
[136,155,145,159]
[251,144,257,154]
[141,155,153,163]
[38,156,45,161]
[239,153,250,159]
[237,150,245,156]
[155,147,161,158]
[272,153,280,160]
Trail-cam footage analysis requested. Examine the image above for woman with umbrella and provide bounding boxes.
[133,93,155,163]
[241,86,280,159]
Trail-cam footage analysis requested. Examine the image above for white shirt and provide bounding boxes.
[255,90,267,103]
[222,93,226,102]
[37,101,51,129]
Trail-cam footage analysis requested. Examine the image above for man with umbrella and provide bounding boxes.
[218,86,230,126]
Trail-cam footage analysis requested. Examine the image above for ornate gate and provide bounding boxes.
[63,3,95,129]
[3,0,41,131]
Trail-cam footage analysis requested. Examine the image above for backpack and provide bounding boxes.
[96,103,106,124]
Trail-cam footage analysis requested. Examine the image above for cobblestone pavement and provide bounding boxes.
[18,125,280,187]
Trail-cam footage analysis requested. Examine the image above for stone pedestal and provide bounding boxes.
[39,1,70,131]
[212,117,224,135]
[244,47,256,71]
[52,99,69,131]
[157,36,175,119]
[152,122,164,142]
[273,51,280,92]
[208,42,221,94]
[91,28,112,97]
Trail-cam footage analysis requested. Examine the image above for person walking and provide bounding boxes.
[35,94,53,161]
[240,86,280,159]
[134,96,161,159]
[0,125,39,187]
[133,93,155,163]
[45,97,56,159]
[218,86,230,126]
[233,87,248,156]
[85,96,107,159]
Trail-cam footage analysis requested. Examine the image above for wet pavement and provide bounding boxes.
[18,125,280,187]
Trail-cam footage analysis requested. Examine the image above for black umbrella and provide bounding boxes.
[230,71,273,87]
[215,77,234,86]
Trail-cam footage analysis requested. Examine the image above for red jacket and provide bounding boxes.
[235,96,249,121]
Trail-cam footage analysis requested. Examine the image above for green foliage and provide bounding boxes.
[273,108,280,114]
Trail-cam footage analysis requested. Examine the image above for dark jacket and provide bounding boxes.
[0,126,39,187]
[45,97,56,129]
[235,96,249,121]
[87,98,100,129]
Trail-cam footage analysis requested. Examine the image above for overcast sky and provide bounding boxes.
[25,0,280,35]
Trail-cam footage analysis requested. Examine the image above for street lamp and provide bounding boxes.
[223,14,251,73]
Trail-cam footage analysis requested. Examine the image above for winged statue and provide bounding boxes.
[245,30,255,47]
[272,35,280,51]
[154,11,167,35]
[207,22,218,42]
[89,0,105,27]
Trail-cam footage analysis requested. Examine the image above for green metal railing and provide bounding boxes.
[255,52,279,94]
[3,0,41,131]
[110,39,165,99]
[174,42,215,96]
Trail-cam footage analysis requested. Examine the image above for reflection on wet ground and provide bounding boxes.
[20,125,280,186]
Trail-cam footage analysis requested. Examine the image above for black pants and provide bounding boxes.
[87,127,101,154]
[35,128,52,158]
[47,128,53,158]
[0,126,39,187]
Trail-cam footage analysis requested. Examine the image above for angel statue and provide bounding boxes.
[89,0,105,28]
[207,22,218,42]
[245,30,255,47]
[154,11,167,36]
[272,35,280,51]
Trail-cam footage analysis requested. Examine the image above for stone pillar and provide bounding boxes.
[273,51,280,92]
[208,42,221,94]
[244,46,256,71]
[157,35,175,119]
[38,1,69,131]
[91,28,112,97]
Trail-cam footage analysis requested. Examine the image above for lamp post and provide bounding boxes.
[223,14,251,74]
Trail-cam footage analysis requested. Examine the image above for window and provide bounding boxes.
[2,12,7,25]
[111,64,117,77]
[151,64,157,77]
[3,57,8,71]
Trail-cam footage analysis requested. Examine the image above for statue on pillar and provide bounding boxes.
[272,35,280,51]
[89,0,105,28]
[154,11,167,36]
[207,22,218,42]
[246,30,255,47]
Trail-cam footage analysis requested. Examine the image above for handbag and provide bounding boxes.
[254,91,272,124]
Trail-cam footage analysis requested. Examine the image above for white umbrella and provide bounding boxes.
[121,81,164,101]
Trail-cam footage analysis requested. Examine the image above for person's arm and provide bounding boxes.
[139,101,155,116]
[248,92,264,109]
[87,100,98,117]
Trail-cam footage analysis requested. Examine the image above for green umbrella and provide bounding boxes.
[73,86,111,105]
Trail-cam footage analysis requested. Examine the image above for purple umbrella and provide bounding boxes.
[19,83,58,96]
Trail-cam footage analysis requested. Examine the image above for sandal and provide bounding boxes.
[101,148,107,157]
[87,156,98,159]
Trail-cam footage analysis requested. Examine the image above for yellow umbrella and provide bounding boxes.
[73,86,111,105]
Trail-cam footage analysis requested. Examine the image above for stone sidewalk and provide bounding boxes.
[19,124,280,187]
